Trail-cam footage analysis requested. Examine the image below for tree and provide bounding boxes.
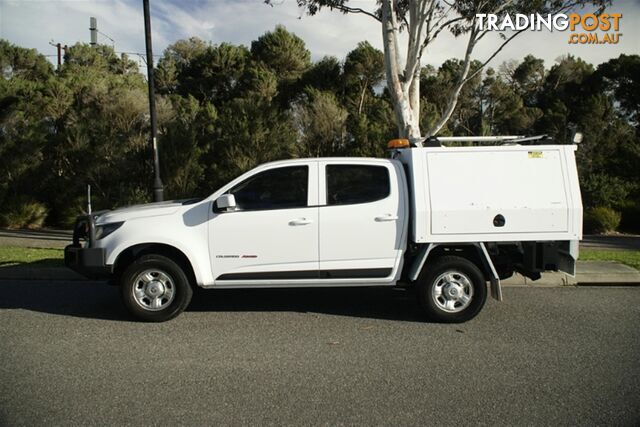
[251,25,312,106]
[293,88,348,156]
[300,56,343,94]
[343,41,384,115]
[155,37,208,94]
[159,95,216,198]
[419,59,483,135]
[592,54,640,128]
[251,25,311,84]
[63,43,138,75]
[274,0,608,138]
[509,54,545,105]
[2,33,638,228]
[0,39,53,80]
[480,67,542,135]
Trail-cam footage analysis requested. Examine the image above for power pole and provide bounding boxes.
[143,0,164,202]
[56,43,61,70]
[49,41,62,71]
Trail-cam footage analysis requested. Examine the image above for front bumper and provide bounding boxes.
[64,213,112,279]
[64,245,111,279]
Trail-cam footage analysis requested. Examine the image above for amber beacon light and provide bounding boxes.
[387,139,410,149]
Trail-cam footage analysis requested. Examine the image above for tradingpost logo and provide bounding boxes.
[476,12,622,45]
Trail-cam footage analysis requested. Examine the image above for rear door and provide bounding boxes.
[318,160,406,280]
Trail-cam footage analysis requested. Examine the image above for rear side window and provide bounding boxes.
[326,165,390,206]
[231,166,308,211]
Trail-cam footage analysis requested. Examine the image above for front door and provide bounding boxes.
[210,163,319,282]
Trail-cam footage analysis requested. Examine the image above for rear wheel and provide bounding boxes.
[416,255,487,323]
[120,254,193,322]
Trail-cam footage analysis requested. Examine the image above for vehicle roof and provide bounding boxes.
[258,157,394,168]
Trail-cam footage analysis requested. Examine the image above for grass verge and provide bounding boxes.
[0,246,64,268]
[0,246,638,272]
[580,249,640,271]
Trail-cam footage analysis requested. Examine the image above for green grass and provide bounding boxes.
[580,249,640,271]
[0,245,638,272]
[0,246,64,268]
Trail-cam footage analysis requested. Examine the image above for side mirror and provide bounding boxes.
[215,194,237,212]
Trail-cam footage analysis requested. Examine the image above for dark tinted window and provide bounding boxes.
[230,166,308,211]
[326,165,390,206]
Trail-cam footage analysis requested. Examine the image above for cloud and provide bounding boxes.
[1,0,638,72]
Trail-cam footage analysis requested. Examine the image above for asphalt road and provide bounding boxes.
[1,282,639,426]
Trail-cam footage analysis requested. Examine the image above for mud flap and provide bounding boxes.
[490,277,503,301]
[479,243,503,302]
[557,240,579,277]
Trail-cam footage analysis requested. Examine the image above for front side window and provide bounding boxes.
[326,164,390,206]
[230,166,308,211]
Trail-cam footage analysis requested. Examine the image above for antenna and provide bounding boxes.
[87,184,92,215]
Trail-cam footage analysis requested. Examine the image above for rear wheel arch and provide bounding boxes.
[418,244,493,282]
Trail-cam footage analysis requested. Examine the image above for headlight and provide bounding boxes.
[95,221,124,240]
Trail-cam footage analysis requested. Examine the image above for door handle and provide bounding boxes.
[375,214,398,222]
[289,218,313,226]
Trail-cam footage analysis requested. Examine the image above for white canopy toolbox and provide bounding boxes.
[397,144,583,244]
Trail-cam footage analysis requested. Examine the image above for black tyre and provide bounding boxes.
[120,254,193,322]
[416,255,487,323]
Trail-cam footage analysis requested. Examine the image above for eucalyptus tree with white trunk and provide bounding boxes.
[267,0,608,138]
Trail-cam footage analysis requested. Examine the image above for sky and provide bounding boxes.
[1,0,639,72]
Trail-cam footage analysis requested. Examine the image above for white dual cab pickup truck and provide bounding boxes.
[65,137,583,323]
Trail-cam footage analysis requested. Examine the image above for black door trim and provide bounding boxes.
[216,268,392,281]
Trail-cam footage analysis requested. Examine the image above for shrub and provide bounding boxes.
[57,199,87,229]
[0,199,49,229]
[584,206,621,234]
[580,173,633,209]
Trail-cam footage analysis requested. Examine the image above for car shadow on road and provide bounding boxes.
[0,280,128,321]
[0,280,426,322]
[189,287,426,322]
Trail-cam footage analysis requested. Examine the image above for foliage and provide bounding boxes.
[0,33,638,230]
[293,89,348,157]
[280,0,609,138]
[251,25,311,84]
[584,207,621,234]
[0,39,53,80]
[580,173,633,209]
[0,199,48,229]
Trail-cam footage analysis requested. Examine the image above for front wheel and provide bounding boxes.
[120,254,193,322]
[416,255,487,323]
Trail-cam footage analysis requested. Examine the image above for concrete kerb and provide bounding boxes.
[502,261,640,287]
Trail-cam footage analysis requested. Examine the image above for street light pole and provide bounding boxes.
[143,0,164,202]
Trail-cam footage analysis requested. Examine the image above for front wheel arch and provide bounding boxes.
[113,243,197,288]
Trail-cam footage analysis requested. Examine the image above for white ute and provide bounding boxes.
[65,135,583,322]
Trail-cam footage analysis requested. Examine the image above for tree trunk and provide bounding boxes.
[357,79,367,115]
[381,0,421,139]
